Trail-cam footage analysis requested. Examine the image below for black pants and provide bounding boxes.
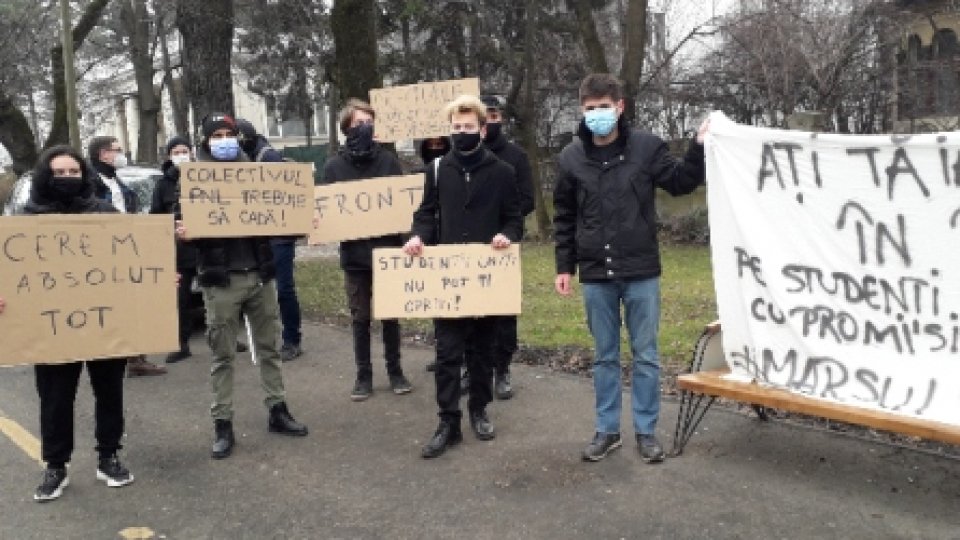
[435,317,497,425]
[177,267,198,347]
[345,271,401,379]
[464,315,518,381]
[34,359,127,467]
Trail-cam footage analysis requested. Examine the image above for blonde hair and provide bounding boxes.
[443,95,486,126]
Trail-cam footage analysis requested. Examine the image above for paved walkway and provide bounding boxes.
[1,322,958,539]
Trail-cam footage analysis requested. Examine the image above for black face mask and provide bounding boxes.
[49,176,86,200]
[346,123,375,158]
[452,132,482,153]
[483,122,502,143]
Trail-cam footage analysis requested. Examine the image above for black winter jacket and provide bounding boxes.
[150,159,198,269]
[321,146,405,272]
[553,118,705,282]
[485,132,535,218]
[411,148,522,245]
[190,146,276,287]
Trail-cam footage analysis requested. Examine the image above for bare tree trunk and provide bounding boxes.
[0,91,39,175]
[157,3,189,138]
[176,0,235,126]
[44,0,111,149]
[520,0,550,239]
[121,0,160,163]
[331,0,381,101]
[566,0,609,74]
[620,0,647,122]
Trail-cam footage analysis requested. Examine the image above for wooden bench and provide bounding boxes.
[670,322,960,455]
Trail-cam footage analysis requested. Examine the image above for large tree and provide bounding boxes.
[119,0,161,163]
[176,0,235,126]
[44,0,112,149]
[331,0,382,102]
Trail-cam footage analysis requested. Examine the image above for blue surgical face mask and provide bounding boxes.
[210,137,240,161]
[584,108,618,137]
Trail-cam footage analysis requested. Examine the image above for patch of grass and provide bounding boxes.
[294,241,716,372]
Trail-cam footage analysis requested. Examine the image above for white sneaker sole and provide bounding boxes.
[34,476,69,502]
[96,470,135,488]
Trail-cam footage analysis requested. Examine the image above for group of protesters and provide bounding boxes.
[0,71,709,503]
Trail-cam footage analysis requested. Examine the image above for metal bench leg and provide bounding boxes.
[670,390,717,457]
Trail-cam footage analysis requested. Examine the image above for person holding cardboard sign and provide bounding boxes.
[15,145,134,502]
[182,113,308,460]
[321,99,413,401]
[404,95,523,459]
[553,74,708,464]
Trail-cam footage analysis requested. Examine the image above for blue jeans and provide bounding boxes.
[582,277,661,435]
[270,239,302,346]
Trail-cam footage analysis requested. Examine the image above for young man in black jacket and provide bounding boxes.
[236,118,304,362]
[473,94,536,400]
[150,136,197,363]
[11,145,134,502]
[553,73,709,464]
[88,135,168,377]
[322,99,413,401]
[404,95,523,459]
[177,113,308,459]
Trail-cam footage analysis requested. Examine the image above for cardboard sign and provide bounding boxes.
[179,161,314,237]
[372,244,521,319]
[706,111,960,427]
[369,78,481,142]
[0,214,178,366]
[310,174,424,244]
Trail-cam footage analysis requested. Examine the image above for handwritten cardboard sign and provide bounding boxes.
[0,214,178,366]
[310,174,424,244]
[369,78,481,142]
[707,111,960,427]
[372,244,521,319]
[179,161,314,237]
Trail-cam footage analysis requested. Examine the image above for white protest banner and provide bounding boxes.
[0,214,178,366]
[372,244,521,319]
[369,78,480,142]
[310,174,424,244]
[179,161,314,237]
[706,111,960,427]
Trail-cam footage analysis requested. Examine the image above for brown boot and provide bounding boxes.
[126,355,167,377]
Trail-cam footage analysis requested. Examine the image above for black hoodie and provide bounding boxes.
[484,131,535,218]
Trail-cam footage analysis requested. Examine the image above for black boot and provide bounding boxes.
[421,422,463,459]
[268,402,308,436]
[211,419,235,459]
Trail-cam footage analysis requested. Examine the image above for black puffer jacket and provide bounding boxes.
[321,145,405,272]
[191,146,276,287]
[411,147,522,245]
[150,160,198,269]
[485,132,534,218]
[24,164,117,216]
[554,117,705,282]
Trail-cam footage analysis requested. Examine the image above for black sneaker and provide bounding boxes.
[389,374,413,395]
[582,432,622,462]
[636,434,665,463]
[96,456,134,487]
[280,343,303,362]
[34,467,69,502]
[351,379,373,401]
